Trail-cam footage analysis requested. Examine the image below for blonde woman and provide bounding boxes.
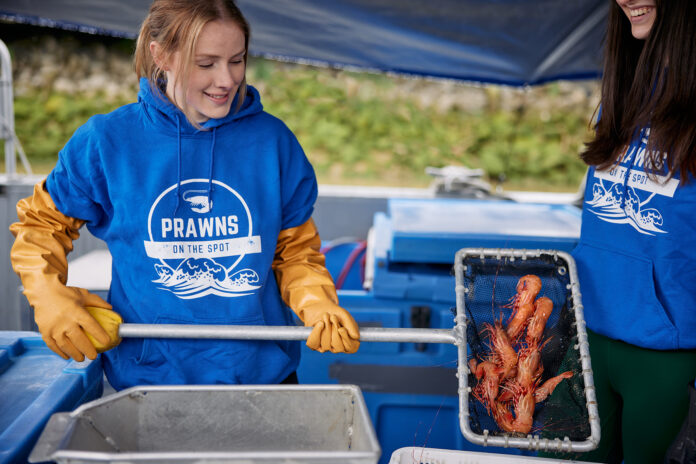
[10,0,360,390]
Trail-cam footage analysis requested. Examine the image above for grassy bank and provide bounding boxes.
[3,26,598,192]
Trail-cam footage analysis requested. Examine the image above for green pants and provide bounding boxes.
[543,329,696,464]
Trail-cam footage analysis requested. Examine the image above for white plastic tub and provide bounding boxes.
[389,447,600,464]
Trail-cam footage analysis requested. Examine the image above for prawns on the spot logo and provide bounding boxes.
[587,181,665,236]
[143,179,262,299]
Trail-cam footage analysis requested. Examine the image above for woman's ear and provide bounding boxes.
[149,41,168,71]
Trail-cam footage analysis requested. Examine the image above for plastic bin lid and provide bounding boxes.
[386,198,581,263]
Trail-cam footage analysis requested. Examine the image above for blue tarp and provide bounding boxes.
[0,0,607,85]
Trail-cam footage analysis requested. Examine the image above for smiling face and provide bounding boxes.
[162,19,247,123]
[616,0,657,39]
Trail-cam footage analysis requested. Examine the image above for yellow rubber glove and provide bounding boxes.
[9,180,120,361]
[273,218,360,353]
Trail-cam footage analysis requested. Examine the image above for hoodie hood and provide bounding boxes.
[137,77,264,134]
[136,77,265,214]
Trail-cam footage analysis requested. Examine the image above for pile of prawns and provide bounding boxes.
[468,274,573,434]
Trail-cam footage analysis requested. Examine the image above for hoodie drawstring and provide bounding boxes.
[173,116,216,214]
[208,127,216,211]
[174,115,182,214]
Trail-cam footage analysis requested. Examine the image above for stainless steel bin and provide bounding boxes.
[30,384,380,464]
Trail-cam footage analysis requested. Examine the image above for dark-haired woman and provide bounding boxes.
[570,0,696,462]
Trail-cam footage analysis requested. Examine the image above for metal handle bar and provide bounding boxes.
[118,324,457,344]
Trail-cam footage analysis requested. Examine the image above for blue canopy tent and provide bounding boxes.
[0,2,607,463]
[0,0,607,85]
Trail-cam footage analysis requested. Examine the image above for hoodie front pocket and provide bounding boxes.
[135,313,263,367]
[133,313,293,384]
[574,242,678,349]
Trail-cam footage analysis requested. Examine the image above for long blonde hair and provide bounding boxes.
[134,0,250,126]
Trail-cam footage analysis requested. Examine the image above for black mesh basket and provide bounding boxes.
[453,248,600,452]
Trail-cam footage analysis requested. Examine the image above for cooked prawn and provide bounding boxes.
[471,360,503,413]
[534,371,574,403]
[506,275,542,340]
[515,344,542,390]
[482,321,518,379]
[494,383,535,434]
[497,344,542,403]
[526,296,554,345]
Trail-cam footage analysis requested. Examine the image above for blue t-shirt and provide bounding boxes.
[47,78,317,389]
[574,127,696,350]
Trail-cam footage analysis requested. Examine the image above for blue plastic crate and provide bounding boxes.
[368,198,581,303]
[0,331,103,464]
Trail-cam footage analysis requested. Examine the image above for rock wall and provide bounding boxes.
[9,35,137,100]
[5,33,600,114]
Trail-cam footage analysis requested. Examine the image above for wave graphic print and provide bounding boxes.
[153,258,260,299]
[587,180,666,236]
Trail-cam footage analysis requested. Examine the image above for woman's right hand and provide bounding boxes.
[34,287,120,361]
[9,180,121,362]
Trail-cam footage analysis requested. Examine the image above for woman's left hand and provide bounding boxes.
[302,303,360,354]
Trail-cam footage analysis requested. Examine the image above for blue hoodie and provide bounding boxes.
[574,127,696,350]
[47,78,317,389]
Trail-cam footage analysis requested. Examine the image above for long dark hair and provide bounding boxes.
[581,0,696,181]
